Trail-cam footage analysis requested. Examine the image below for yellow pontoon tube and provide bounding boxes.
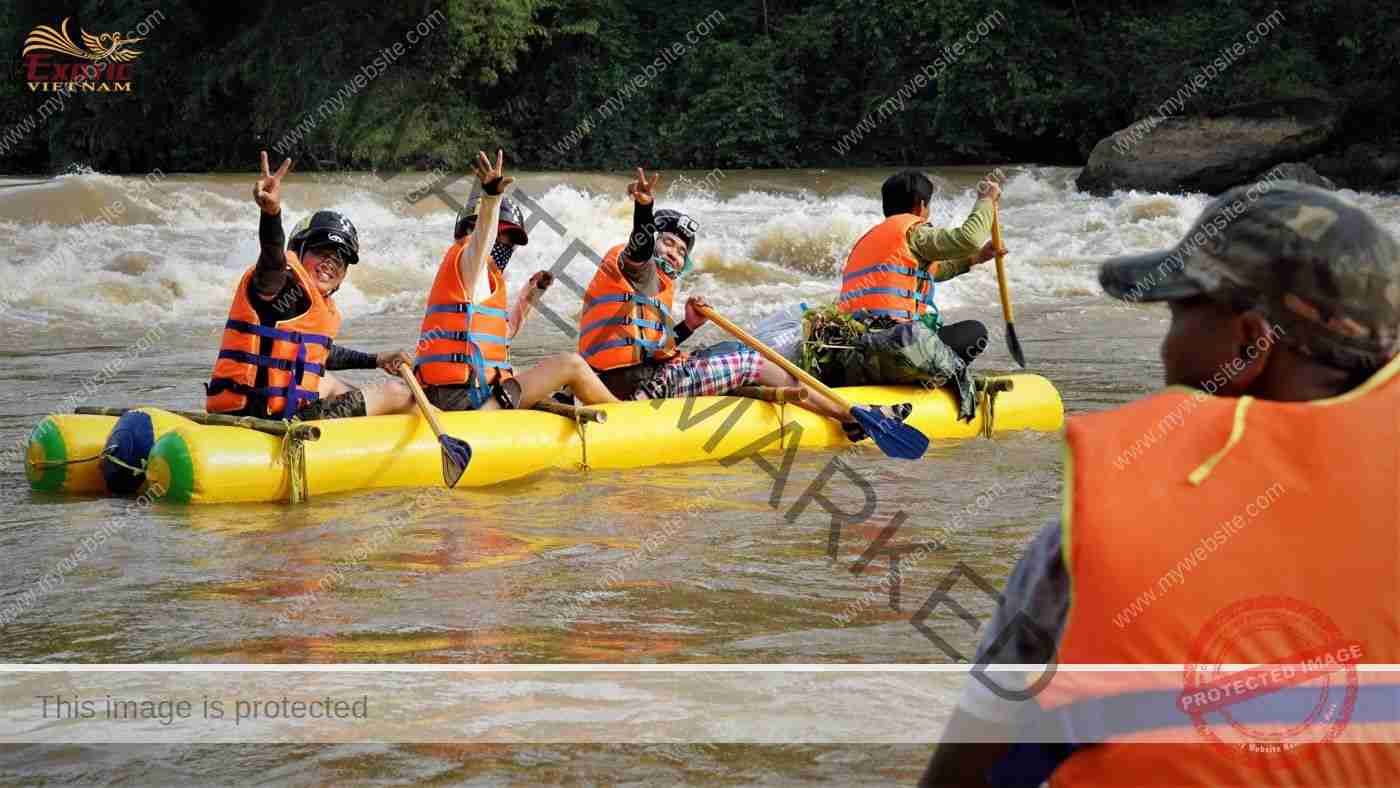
[25,375,1063,504]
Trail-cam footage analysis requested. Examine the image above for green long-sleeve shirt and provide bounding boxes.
[907,196,995,282]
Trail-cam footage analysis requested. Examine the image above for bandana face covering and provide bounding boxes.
[490,240,517,272]
[653,251,692,280]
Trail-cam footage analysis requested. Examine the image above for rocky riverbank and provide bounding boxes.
[1077,99,1399,195]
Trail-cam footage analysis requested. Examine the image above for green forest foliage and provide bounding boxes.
[2,0,1397,173]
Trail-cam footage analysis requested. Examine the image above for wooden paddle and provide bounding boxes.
[698,305,929,460]
[396,363,472,488]
[735,385,808,403]
[992,202,1026,367]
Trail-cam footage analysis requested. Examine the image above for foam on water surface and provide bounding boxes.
[2,167,1398,329]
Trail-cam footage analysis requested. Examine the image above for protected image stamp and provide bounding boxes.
[1179,595,1360,768]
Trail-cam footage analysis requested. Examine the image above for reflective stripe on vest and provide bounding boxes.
[1018,359,1400,786]
[577,245,678,370]
[415,238,514,399]
[1022,684,1400,745]
[206,253,341,418]
[838,215,935,321]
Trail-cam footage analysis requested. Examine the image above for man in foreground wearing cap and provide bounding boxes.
[415,149,620,411]
[921,181,1400,786]
[206,151,416,421]
[577,168,876,431]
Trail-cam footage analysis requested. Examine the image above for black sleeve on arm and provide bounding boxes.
[253,210,289,297]
[326,344,379,371]
[672,321,694,345]
[623,201,655,263]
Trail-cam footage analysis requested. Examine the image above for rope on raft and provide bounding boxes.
[978,377,1015,440]
[735,386,807,450]
[28,452,104,469]
[574,404,589,471]
[101,452,146,475]
[779,399,788,450]
[279,427,310,504]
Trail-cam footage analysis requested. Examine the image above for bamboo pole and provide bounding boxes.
[531,400,608,424]
[734,385,808,403]
[75,407,321,440]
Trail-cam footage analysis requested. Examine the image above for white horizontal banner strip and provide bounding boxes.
[2,668,1397,744]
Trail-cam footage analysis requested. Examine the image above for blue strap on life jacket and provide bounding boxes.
[988,683,1400,787]
[585,292,675,324]
[213,319,332,419]
[840,285,918,301]
[216,349,325,377]
[842,262,917,281]
[415,301,514,401]
[281,342,308,419]
[425,303,510,320]
[578,316,670,337]
[417,330,512,346]
[580,336,672,361]
[840,259,936,316]
[413,354,512,371]
[205,378,320,411]
[224,319,333,348]
[581,291,675,362]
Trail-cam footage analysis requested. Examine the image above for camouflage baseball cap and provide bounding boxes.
[1100,180,1400,371]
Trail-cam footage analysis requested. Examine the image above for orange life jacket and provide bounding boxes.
[414,237,514,403]
[837,214,936,322]
[577,244,679,371]
[1018,359,1400,786]
[206,252,341,418]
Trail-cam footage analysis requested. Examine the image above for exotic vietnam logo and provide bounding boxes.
[22,17,147,93]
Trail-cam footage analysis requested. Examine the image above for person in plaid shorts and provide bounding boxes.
[577,168,910,441]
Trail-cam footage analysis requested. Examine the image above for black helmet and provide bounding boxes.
[455,196,528,245]
[654,209,698,252]
[289,210,359,265]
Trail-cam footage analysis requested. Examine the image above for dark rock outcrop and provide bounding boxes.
[1077,99,1341,195]
[1258,162,1336,190]
[1310,142,1400,193]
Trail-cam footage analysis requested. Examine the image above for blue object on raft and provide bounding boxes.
[100,410,154,495]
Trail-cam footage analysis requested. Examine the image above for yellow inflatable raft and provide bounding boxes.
[25,375,1064,504]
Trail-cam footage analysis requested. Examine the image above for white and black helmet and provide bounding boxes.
[654,209,698,251]
[289,210,359,265]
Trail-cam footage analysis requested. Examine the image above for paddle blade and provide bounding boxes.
[438,435,473,488]
[851,406,929,460]
[1006,322,1026,368]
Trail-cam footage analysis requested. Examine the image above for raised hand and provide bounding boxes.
[976,171,1004,202]
[529,270,554,292]
[473,149,514,196]
[626,167,660,205]
[254,150,292,215]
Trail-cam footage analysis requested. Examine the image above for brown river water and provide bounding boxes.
[1,168,1397,783]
